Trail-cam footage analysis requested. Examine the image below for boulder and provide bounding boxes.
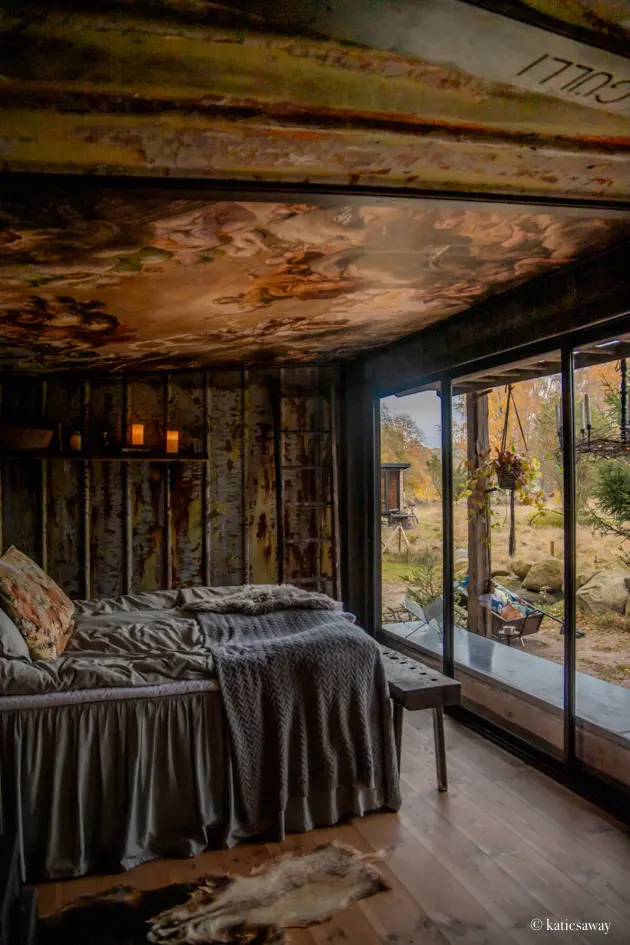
[576,570,630,616]
[454,558,468,575]
[492,568,511,578]
[528,509,563,528]
[511,558,533,581]
[577,569,596,589]
[523,557,564,593]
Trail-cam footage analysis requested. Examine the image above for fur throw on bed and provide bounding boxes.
[148,842,387,944]
[179,584,343,616]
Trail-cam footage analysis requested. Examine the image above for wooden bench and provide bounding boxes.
[380,645,461,792]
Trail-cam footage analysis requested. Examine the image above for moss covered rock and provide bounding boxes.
[528,509,563,527]
[511,558,533,581]
[523,557,564,593]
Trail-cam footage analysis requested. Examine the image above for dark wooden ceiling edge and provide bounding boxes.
[404,345,630,395]
[460,0,630,60]
[2,172,630,218]
[364,237,630,397]
[411,339,630,392]
[6,0,630,59]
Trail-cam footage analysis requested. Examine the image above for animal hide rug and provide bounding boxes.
[37,842,388,945]
[148,842,388,944]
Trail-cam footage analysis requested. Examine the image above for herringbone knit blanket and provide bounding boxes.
[194,601,401,836]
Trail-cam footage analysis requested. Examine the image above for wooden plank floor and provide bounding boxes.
[35,713,630,944]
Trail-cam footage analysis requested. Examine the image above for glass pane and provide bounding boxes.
[574,332,630,784]
[379,389,443,664]
[451,354,564,757]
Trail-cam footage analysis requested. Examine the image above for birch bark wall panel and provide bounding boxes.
[0,367,339,599]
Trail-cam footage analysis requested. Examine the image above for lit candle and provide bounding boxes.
[584,393,592,428]
[131,423,144,447]
[166,430,179,453]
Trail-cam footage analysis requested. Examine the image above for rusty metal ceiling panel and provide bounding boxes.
[220,0,630,116]
[0,3,628,370]
[0,5,628,200]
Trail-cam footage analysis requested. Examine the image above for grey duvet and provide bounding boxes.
[0,606,214,695]
[0,585,353,697]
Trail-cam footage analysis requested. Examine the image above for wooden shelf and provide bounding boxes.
[1,452,210,463]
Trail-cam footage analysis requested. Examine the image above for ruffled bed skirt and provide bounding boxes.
[0,687,228,881]
[0,687,393,882]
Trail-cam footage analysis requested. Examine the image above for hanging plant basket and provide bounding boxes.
[497,468,518,491]
[465,447,545,509]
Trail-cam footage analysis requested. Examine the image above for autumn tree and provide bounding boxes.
[380,405,425,460]
[381,405,435,502]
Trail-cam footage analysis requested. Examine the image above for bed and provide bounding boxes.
[0,585,400,882]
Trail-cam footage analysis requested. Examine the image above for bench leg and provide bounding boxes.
[433,706,448,792]
[393,702,403,775]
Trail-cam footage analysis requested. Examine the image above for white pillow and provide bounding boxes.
[0,604,31,660]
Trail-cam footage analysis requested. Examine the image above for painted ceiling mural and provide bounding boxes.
[0,191,627,370]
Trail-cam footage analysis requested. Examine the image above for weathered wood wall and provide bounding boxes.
[0,367,339,600]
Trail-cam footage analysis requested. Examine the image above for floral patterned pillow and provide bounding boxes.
[0,546,74,660]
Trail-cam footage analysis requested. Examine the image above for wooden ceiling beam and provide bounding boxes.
[575,346,630,367]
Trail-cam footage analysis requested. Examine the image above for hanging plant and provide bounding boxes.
[464,446,546,509]
[463,385,547,560]
[464,446,546,558]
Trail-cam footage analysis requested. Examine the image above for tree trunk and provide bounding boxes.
[467,392,492,636]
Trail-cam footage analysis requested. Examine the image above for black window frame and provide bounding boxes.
[372,309,630,787]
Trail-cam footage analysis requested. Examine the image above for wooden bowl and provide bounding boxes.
[0,426,54,451]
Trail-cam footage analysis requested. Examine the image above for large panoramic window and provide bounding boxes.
[377,331,630,783]
[573,333,630,772]
[448,355,566,754]
[380,388,443,658]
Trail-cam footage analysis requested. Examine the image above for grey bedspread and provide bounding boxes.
[0,605,214,696]
[1,585,401,880]
[195,604,401,835]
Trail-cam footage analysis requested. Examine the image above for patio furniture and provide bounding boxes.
[380,645,461,791]
[387,511,418,529]
[457,581,543,644]
[483,605,543,645]
[402,594,468,635]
